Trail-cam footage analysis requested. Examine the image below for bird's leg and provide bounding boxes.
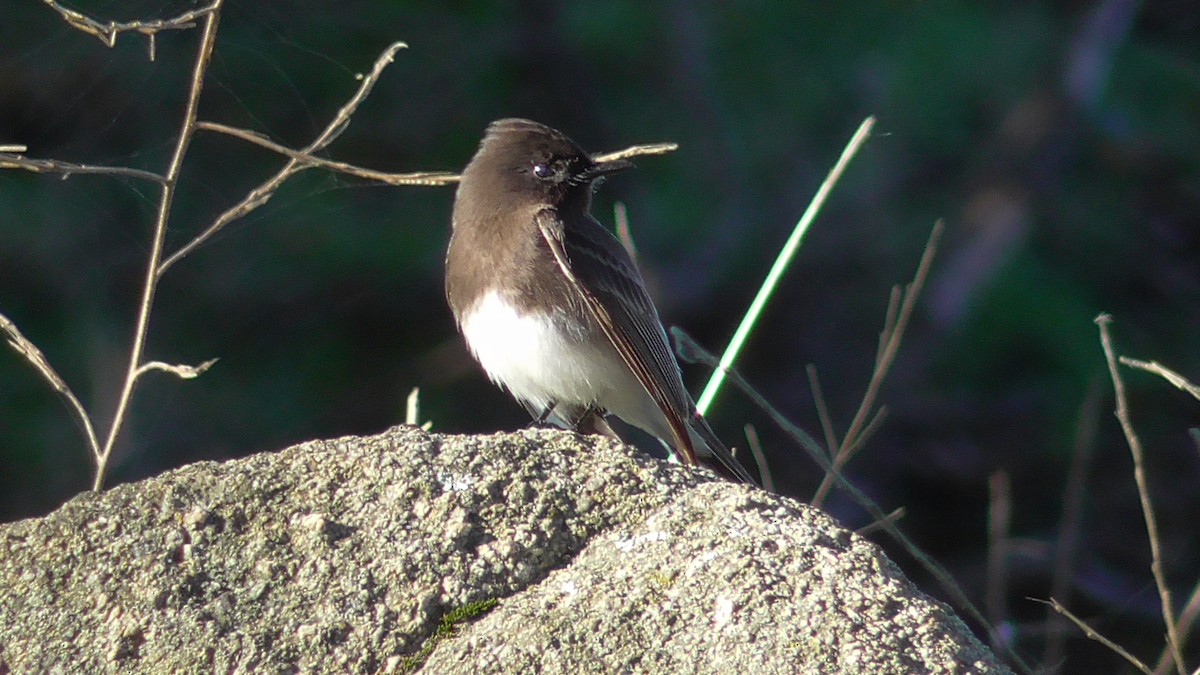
[535,401,559,425]
[574,407,621,441]
[524,400,559,428]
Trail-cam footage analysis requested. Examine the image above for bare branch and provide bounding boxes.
[1120,356,1200,403]
[135,358,218,380]
[158,40,412,274]
[0,145,28,153]
[195,122,458,185]
[41,0,219,51]
[194,122,682,190]
[1032,597,1153,674]
[0,152,167,184]
[0,311,101,461]
[93,3,225,491]
[1096,313,1186,674]
[160,31,680,277]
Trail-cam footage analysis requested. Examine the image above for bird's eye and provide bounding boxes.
[532,163,553,179]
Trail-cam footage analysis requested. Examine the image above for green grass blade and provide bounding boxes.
[696,116,876,415]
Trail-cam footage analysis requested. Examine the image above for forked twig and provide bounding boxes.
[1120,357,1200,403]
[41,0,219,51]
[162,41,679,276]
[194,122,458,186]
[1119,356,1200,675]
[811,220,943,506]
[93,2,224,490]
[1096,314,1186,674]
[6,15,676,490]
[194,126,681,190]
[158,39,413,275]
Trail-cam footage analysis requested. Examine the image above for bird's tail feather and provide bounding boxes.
[686,411,759,485]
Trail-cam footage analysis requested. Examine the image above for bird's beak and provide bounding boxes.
[578,158,634,182]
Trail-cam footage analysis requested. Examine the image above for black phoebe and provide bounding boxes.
[446,118,756,484]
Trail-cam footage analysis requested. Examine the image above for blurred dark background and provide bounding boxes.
[1,1,1198,672]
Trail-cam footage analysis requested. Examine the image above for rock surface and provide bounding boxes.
[0,426,1010,673]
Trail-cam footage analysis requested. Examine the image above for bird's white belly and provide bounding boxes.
[459,289,637,415]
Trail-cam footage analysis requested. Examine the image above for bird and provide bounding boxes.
[445,118,756,484]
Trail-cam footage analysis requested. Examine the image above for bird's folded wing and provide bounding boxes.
[534,207,699,467]
[550,210,758,485]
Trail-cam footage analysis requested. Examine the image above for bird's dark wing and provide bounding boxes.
[534,207,756,484]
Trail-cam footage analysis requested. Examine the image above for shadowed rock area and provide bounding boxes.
[0,427,1010,673]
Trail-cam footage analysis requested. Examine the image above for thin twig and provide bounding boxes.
[1156,582,1200,674]
[1033,597,1154,674]
[1120,356,1200,403]
[811,220,943,506]
[805,365,839,458]
[839,405,889,462]
[1044,380,1101,669]
[741,423,775,493]
[876,286,902,369]
[696,116,876,415]
[854,507,905,536]
[0,311,101,460]
[0,152,167,184]
[1096,313,1186,674]
[162,44,675,274]
[0,145,28,153]
[40,0,219,50]
[189,126,680,190]
[195,122,458,185]
[166,126,679,275]
[592,142,678,163]
[134,358,218,379]
[93,3,225,491]
[986,470,1012,655]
